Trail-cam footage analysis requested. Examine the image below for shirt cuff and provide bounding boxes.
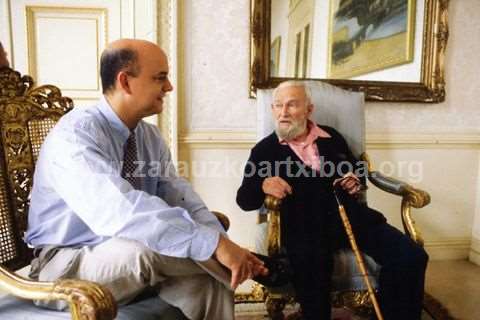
[189,224,220,261]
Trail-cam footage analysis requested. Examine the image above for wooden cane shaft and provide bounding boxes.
[338,204,384,320]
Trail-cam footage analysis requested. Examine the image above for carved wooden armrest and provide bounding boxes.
[211,210,230,231]
[0,266,117,320]
[361,153,431,245]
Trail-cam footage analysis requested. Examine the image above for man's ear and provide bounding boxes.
[117,71,133,94]
[307,103,314,116]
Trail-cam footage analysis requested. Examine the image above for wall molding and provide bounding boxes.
[469,236,480,266]
[424,238,472,261]
[157,0,178,161]
[179,131,257,149]
[179,131,480,150]
[25,6,107,100]
[366,132,480,149]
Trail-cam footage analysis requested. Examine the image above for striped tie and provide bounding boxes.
[121,131,141,189]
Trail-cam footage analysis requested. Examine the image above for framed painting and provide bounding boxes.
[327,0,416,79]
[250,0,449,102]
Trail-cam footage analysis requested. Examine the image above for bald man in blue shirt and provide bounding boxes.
[26,39,267,320]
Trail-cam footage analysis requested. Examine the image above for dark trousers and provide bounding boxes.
[287,221,429,320]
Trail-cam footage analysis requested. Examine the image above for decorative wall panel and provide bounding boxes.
[26,6,107,100]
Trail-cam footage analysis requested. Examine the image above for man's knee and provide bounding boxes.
[95,238,205,280]
[411,245,429,270]
[187,273,231,296]
[79,238,163,284]
[159,273,233,320]
[397,242,429,272]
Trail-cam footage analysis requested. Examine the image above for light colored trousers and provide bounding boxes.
[30,238,234,320]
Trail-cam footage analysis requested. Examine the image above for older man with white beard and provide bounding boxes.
[237,81,428,320]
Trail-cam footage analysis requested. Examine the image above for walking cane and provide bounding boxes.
[333,186,384,320]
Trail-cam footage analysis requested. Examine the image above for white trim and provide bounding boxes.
[120,0,134,38]
[179,131,256,149]
[469,237,480,266]
[166,0,178,163]
[424,238,472,261]
[234,303,266,315]
[178,131,480,149]
[366,132,480,149]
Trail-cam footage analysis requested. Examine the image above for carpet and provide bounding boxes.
[235,293,456,320]
[423,293,457,320]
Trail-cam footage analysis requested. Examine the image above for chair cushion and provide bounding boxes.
[0,294,187,320]
[331,249,380,292]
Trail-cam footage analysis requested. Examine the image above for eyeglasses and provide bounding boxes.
[272,100,306,110]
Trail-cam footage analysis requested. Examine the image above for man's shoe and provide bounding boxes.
[251,252,292,287]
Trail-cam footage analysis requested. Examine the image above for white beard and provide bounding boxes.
[275,120,307,141]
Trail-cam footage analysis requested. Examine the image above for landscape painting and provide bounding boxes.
[328,0,416,79]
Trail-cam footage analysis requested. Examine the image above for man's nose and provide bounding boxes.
[280,104,289,116]
[163,79,173,92]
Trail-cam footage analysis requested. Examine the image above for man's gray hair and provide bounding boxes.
[272,80,312,104]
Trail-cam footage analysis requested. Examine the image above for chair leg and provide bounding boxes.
[266,295,287,320]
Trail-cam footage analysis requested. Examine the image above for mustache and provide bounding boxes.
[275,120,307,140]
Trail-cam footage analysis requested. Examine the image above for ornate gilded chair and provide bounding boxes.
[254,81,430,319]
[0,67,198,319]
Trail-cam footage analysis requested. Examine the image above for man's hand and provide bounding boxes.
[262,176,292,199]
[333,172,363,196]
[214,236,269,289]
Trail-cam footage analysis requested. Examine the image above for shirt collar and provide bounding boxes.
[278,120,331,145]
[97,95,134,142]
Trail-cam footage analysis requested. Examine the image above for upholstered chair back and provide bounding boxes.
[256,80,365,158]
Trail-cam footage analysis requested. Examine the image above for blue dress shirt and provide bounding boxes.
[26,96,224,261]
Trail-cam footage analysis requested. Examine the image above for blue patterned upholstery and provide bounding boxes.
[0,294,187,320]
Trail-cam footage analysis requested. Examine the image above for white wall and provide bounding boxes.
[271,0,289,76]
[310,0,328,77]
[470,158,480,264]
[179,0,480,263]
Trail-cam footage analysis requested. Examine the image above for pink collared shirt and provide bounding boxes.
[279,120,331,171]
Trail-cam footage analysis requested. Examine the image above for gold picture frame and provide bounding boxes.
[250,0,449,102]
[327,0,416,79]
